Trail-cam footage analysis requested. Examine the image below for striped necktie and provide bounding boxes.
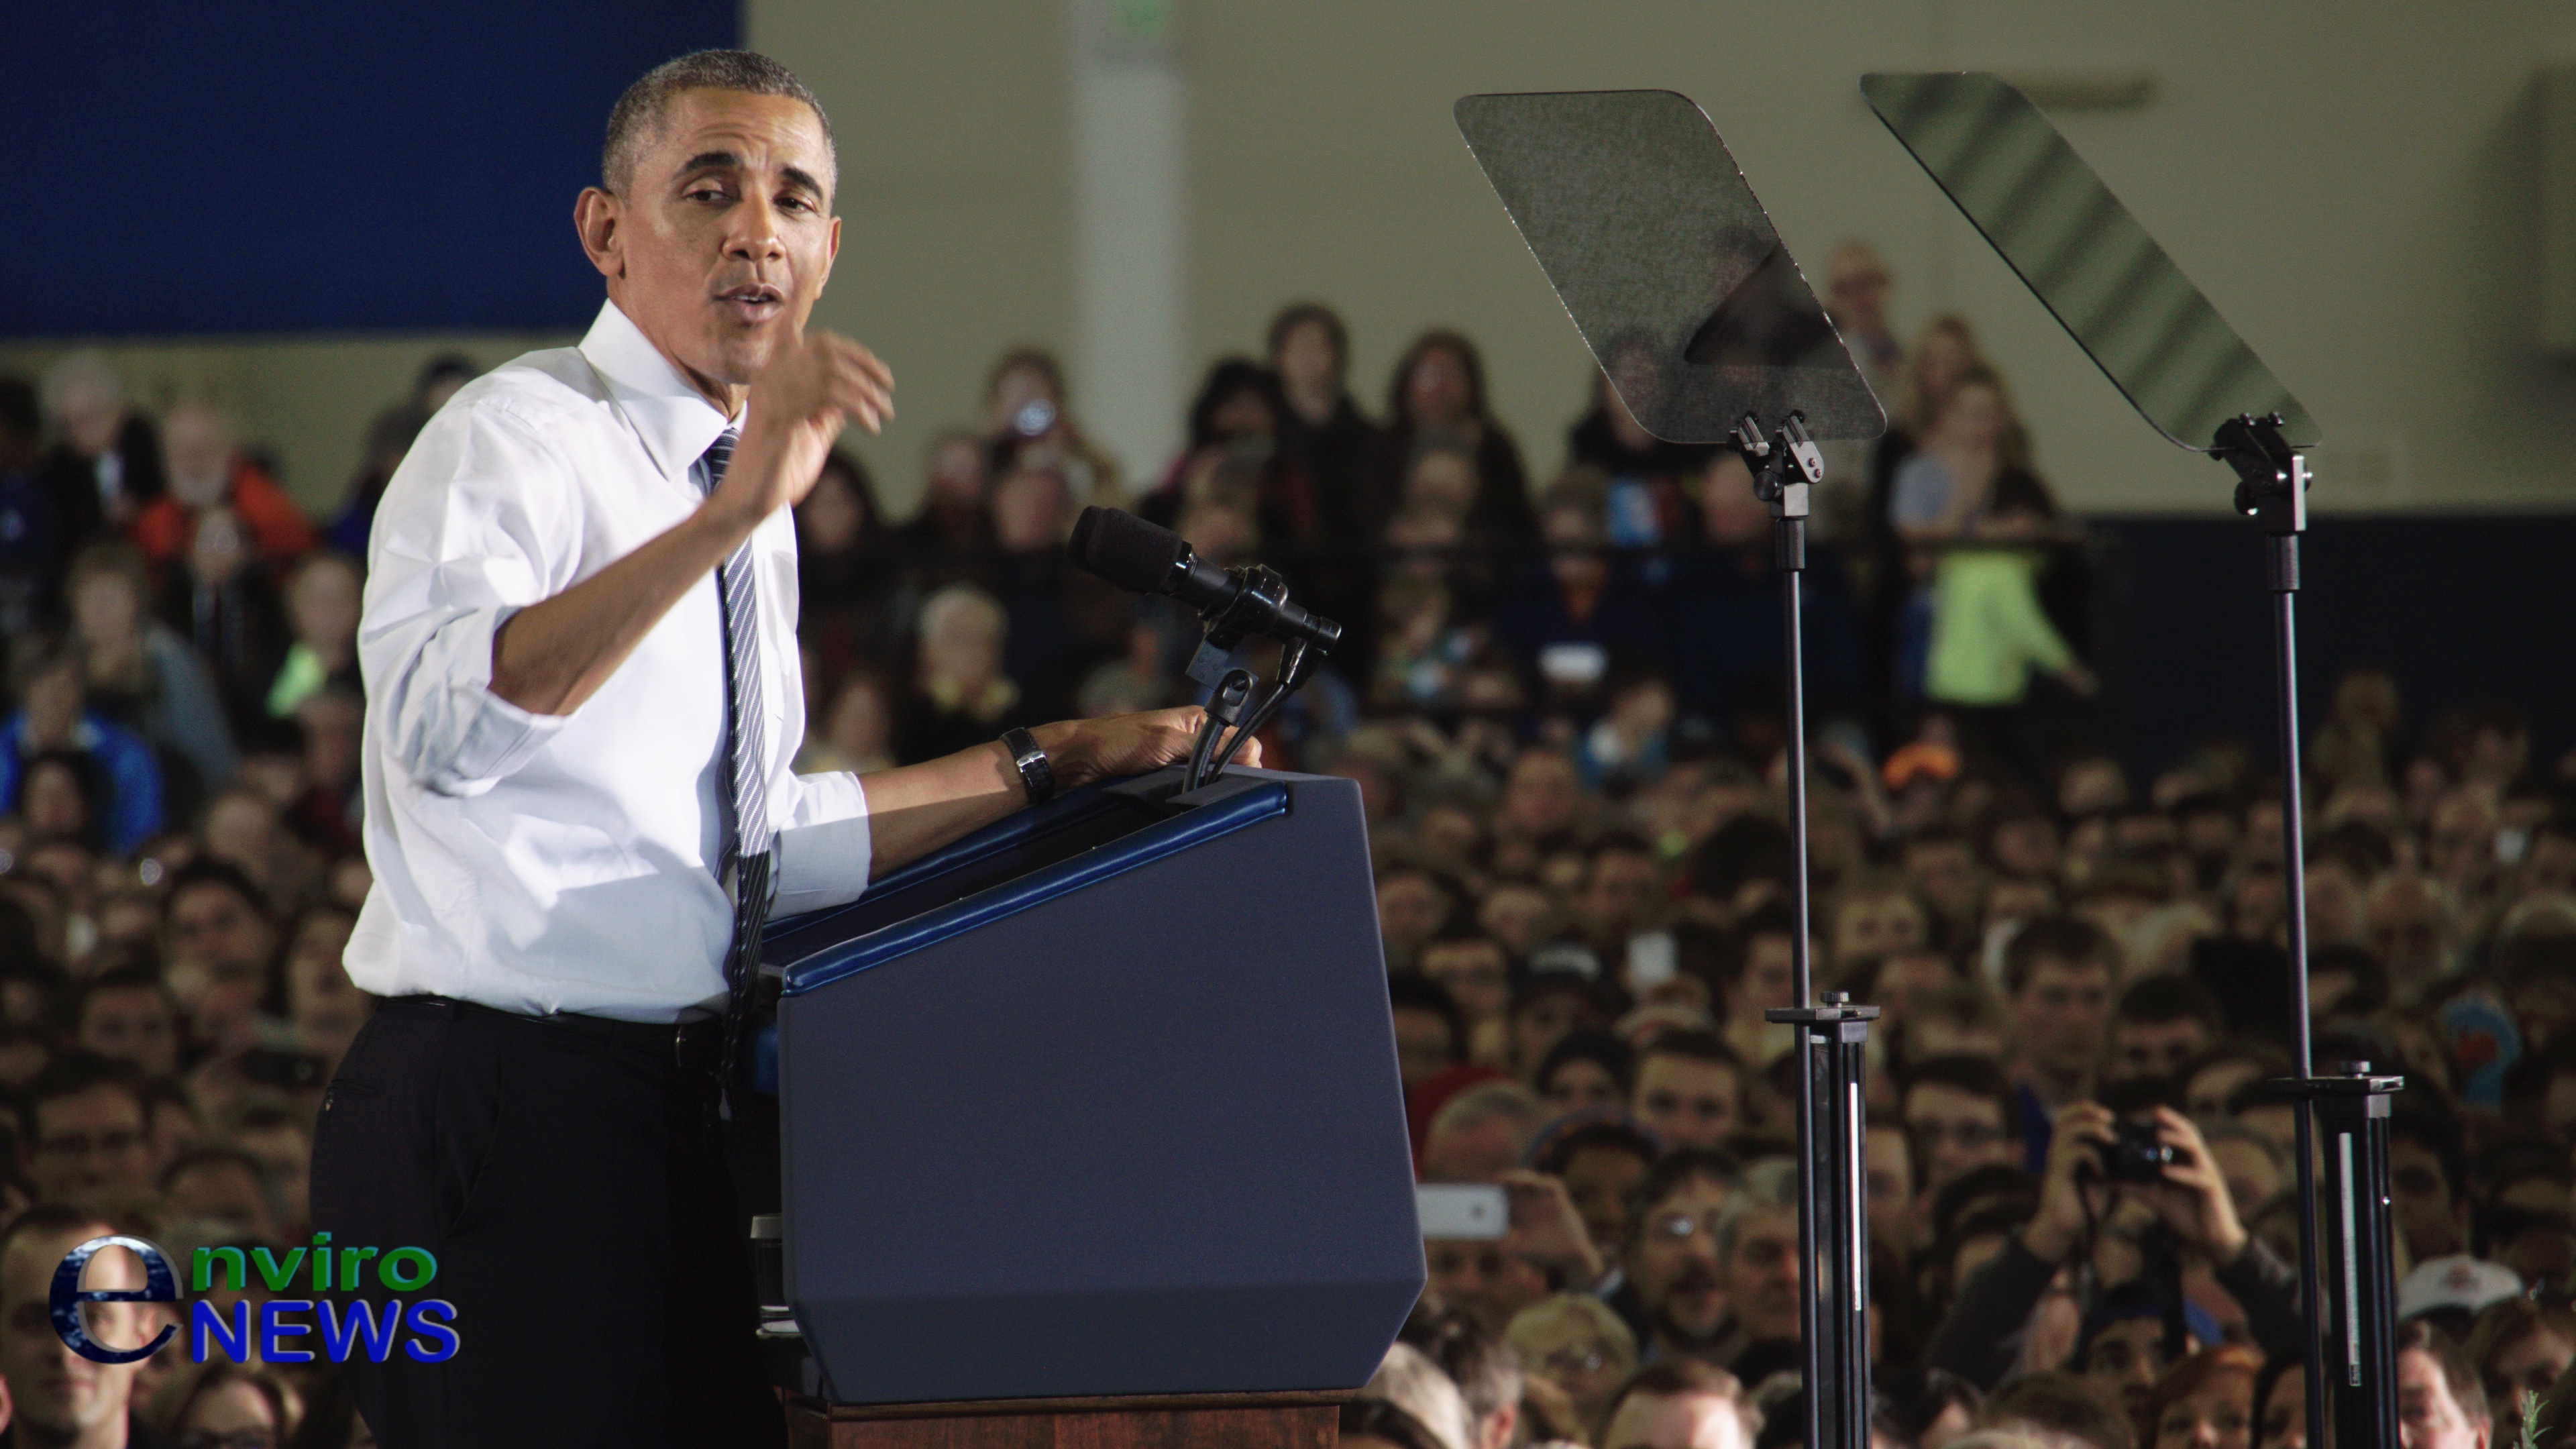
[698,429,771,1100]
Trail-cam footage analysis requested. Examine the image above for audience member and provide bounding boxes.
[0,1204,162,1445]
[133,401,318,574]
[1,635,166,854]
[1596,1358,1754,1449]
[36,353,165,550]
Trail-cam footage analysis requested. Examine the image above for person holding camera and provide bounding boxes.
[1923,1100,2305,1389]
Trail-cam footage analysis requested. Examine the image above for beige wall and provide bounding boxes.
[1182,0,2576,514]
[9,0,2571,517]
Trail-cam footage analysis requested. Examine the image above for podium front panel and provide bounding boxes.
[771,769,1422,1404]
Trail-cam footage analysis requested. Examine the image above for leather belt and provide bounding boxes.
[383,994,724,1073]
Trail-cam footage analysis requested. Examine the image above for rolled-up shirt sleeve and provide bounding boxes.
[360,402,576,797]
[771,769,872,916]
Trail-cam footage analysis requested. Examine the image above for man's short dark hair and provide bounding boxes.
[163,859,269,922]
[68,966,174,1032]
[1385,973,1464,1067]
[1633,1029,1745,1091]
[2110,973,2224,1036]
[1901,1054,2017,1130]
[1626,1147,1741,1244]
[2002,914,2117,996]
[602,50,835,197]
[1532,1116,1660,1178]
[21,1051,146,1140]
[1536,1030,1634,1101]
[1927,1163,2039,1246]
[0,1202,115,1281]
[1981,1370,2135,1449]
[157,1144,270,1197]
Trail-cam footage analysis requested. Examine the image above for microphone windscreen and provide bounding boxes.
[1071,507,1186,594]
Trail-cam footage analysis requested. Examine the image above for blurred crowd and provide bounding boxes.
[0,241,2565,1449]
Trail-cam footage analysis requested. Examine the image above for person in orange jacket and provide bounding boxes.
[129,400,319,572]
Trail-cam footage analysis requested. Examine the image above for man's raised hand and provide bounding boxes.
[714,325,894,532]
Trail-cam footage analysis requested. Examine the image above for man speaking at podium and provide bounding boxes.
[310,50,1231,1449]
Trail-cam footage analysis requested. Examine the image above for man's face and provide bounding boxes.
[32,1086,154,1202]
[2110,1016,2209,1083]
[1631,1175,1731,1340]
[1376,875,1448,955]
[2013,959,2112,1075]
[584,89,839,398]
[1603,1391,1746,1449]
[1876,953,1955,1024]
[1725,1204,1803,1344]
[1389,1006,1454,1089]
[1503,754,1582,839]
[1544,1057,1624,1116]
[2397,1347,2490,1449]
[1739,933,1796,1014]
[77,987,178,1080]
[1422,941,1510,1026]
[161,404,232,503]
[1511,992,1599,1075]
[1584,852,1662,935]
[0,1226,143,1438]
[1562,1144,1650,1263]
[1835,892,1926,965]
[1632,1055,1739,1150]
[2387,1139,2465,1260]
[1903,1082,2012,1191]
[168,1162,274,1240]
[2086,1317,2186,1423]
[1905,841,1981,917]
[1479,886,1552,955]
[168,884,271,973]
[1425,1238,1548,1330]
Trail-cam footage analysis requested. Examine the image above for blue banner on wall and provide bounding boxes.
[2,1,739,337]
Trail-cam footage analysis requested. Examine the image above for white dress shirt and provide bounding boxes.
[345,301,873,1021]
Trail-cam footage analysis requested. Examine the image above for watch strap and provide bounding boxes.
[1002,727,1056,804]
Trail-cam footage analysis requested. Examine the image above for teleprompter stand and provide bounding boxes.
[2218,413,2406,1449]
[1455,89,1888,1449]
[1733,411,1882,1449]
[1865,72,2399,1449]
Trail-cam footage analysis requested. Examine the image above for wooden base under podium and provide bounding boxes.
[782,1390,1343,1448]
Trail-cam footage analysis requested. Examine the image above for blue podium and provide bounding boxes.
[760,765,1424,1409]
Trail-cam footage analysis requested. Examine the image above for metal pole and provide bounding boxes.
[1779,511,1823,1449]
[2272,533,2328,1449]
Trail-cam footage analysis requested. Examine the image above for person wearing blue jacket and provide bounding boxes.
[0,637,164,855]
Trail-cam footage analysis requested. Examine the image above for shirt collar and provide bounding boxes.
[577,301,735,482]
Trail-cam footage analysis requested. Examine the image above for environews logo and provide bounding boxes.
[50,1234,460,1365]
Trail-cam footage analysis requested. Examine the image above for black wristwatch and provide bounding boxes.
[1002,727,1056,804]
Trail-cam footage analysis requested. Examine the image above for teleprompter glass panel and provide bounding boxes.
[1454,90,1885,444]
[1860,71,2316,451]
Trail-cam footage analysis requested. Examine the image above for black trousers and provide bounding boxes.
[308,995,786,1449]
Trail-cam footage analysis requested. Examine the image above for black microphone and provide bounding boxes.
[1071,507,1340,654]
